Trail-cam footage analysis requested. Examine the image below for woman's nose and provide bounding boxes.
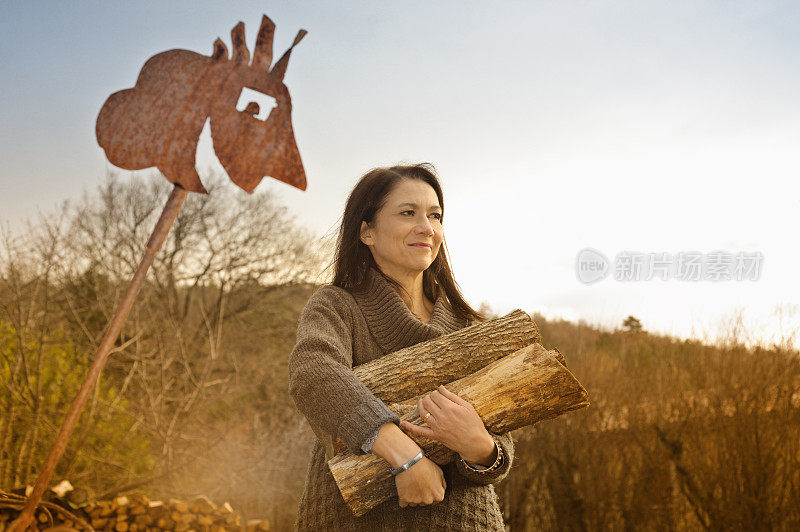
[416,216,435,236]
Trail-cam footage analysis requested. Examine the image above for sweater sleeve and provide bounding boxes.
[361,427,381,453]
[288,287,400,455]
[451,432,514,486]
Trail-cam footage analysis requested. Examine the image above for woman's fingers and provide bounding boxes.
[427,390,451,409]
[419,386,470,418]
[417,397,434,424]
[438,385,472,407]
[400,420,436,439]
[395,457,447,508]
[421,394,443,418]
[416,397,427,418]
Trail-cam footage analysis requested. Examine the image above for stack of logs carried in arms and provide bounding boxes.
[323,310,591,517]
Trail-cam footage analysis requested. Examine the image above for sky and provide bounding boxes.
[1,1,799,347]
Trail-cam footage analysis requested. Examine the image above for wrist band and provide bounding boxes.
[389,450,424,476]
[460,437,504,474]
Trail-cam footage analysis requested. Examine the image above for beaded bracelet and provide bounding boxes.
[459,436,504,474]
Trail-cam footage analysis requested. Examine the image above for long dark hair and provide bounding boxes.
[331,163,486,324]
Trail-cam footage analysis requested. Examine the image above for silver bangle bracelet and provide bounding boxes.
[389,450,424,476]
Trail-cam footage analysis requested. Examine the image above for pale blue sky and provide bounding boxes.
[2,1,799,346]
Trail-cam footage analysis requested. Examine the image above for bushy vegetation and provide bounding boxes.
[501,316,800,530]
[0,171,326,528]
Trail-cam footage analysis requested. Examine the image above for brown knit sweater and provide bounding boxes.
[288,266,514,531]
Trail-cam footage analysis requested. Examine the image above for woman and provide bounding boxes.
[288,163,514,531]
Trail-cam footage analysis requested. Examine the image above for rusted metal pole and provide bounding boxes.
[8,185,189,532]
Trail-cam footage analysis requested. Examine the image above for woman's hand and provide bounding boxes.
[395,456,446,507]
[400,385,497,466]
[369,421,446,507]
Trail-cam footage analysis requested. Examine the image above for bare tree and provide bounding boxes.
[0,168,329,493]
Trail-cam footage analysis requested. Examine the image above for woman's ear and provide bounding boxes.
[359,221,373,246]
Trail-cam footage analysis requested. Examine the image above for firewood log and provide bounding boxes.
[315,310,542,457]
[353,309,541,403]
[328,343,590,516]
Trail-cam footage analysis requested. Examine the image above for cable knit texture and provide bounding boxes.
[288,266,514,531]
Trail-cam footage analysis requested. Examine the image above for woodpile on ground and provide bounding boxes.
[0,483,269,532]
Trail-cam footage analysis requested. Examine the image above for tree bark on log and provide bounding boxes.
[354,309,541,403]
[328,343,590,517]
[321,309,542,456]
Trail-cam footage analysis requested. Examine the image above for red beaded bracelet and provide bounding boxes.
[459,436,504,474]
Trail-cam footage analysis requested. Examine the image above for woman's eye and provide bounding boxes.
[401,210,441,221]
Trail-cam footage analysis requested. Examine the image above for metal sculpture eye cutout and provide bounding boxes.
[237,87,278,122]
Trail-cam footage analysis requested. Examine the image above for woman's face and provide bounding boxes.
[360,178,444,281]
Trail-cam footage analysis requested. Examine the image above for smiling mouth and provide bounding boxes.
[411,244,432,249]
